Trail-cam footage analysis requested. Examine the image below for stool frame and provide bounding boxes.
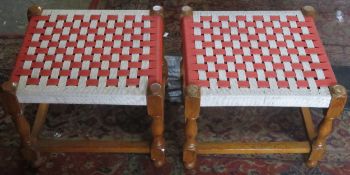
[181,5,347,169]
[0,5,167,168]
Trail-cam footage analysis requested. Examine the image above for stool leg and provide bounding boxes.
[150,114,165,167]
[183,116,198,169]
[31,103,49,142]
[307,85,347,167]
[1,82,40,166]
[183,85,200,169]
[147,83,166,167]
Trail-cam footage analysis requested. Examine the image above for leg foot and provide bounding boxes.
[21,147,43,168]
[151,148,165,167]
[306,160,318,168]
[183,149,196,169]
[150,137,166,167]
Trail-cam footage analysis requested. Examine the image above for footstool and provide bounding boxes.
[180,6,347,169]
[0,5,167,167]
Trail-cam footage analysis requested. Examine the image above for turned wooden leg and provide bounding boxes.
[183,85,200,169]
[307,85,347,167]
[147,83,166,167]
[31,103,49,142]
[150,115,165,167]
[0,82,40,166]
[301,107,317,141]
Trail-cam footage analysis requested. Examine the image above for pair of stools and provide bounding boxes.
[0,5,347,169]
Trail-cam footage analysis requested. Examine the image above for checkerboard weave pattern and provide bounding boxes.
[182,11,336,107]
[11,10,163,105]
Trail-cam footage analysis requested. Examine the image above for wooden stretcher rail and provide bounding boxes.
[197,141,311,154]
[36,139,150,153]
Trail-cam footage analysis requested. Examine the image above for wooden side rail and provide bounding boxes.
[197,141,311,154]
[36,140,150,153]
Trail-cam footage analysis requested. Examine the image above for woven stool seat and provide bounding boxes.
[11,9,163,105]
[182,11,337,107]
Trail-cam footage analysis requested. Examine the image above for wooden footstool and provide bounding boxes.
[180,6,347,169]
[0,5,167,167]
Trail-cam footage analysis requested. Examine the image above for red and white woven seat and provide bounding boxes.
[11,10,163,105]
[182,11,337,107]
